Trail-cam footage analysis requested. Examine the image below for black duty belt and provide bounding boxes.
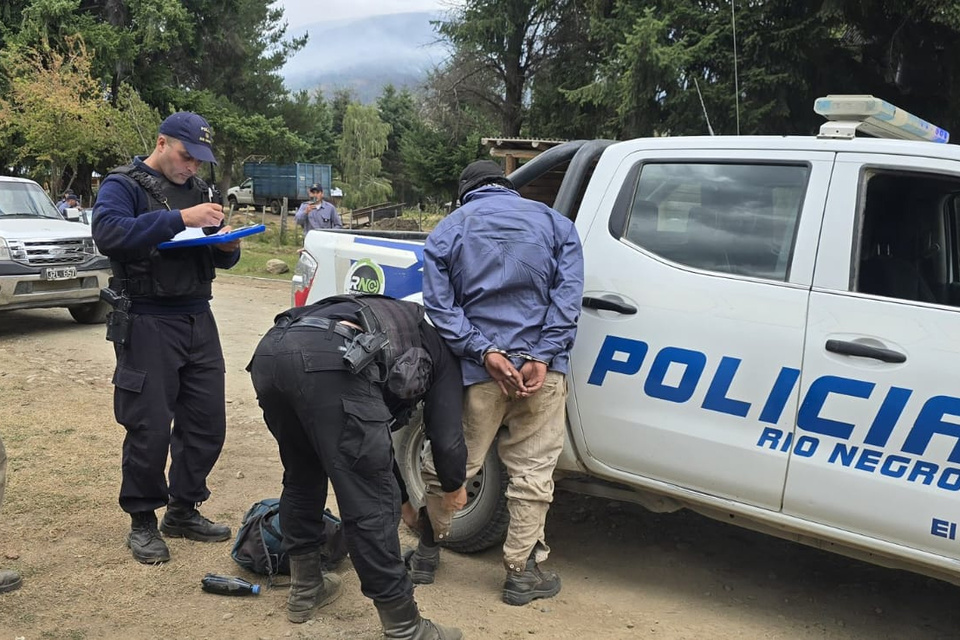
[275,315,362,341]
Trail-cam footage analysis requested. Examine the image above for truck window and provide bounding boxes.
[0,181,64,220]
[855,170,960,306]
[619,162,809,281]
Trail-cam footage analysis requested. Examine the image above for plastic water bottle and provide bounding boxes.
[200,573,261,596]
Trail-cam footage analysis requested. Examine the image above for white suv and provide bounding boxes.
[0,177,112,323]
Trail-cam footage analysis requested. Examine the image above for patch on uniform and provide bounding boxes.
[345,258,385,294]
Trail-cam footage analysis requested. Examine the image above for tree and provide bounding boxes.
[525,3,612,139]
[0,38,117,194]
[400,120,481,205]
[278,89,337,165]
[400,71,494,205]
[172,90,307,193]
[565,0,960,140]
[337,104,392,209]
[436,0,576,136]
[377,85,419,205]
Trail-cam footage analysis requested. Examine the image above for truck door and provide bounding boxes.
[786,153,960,558]
[569,148,834,509]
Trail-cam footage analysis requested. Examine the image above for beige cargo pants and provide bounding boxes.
[423,371,567,572]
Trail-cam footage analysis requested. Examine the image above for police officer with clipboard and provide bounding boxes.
[92,112,242,565]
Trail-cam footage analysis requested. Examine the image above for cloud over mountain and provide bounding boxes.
[282,12,448,102]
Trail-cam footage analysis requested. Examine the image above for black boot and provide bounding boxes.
[127,511,170,564]
[502,556,561,606]
[0,569,22,593]
[375,596,462,640]
[287,549,343,623]
[159,500,231,542]
[404,508,440,584]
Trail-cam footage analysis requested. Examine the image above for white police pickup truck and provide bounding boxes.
[293,96,960,588]
[0,177,112,323]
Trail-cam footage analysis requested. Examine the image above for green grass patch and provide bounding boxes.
[231,238,298,279]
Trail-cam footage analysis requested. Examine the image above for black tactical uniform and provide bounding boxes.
[92,158,239,564]
[248,295,464,637]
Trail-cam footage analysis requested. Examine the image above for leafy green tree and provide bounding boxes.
[0,38,115,194]
[377,85,419,205]
[278,89,337,165]
[400,120,481,205]
[337,104,392,208]
[525,3,612,139]
[436,0,577,136]
[566,0,960,139]
[400,70,494,204]
[3,0,310,192]
[173,90,307,193]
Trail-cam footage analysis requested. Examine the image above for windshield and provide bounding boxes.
[0,180,65,220]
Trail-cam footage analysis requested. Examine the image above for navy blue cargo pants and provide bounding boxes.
[112,310,226,514]
[248,322,412,604]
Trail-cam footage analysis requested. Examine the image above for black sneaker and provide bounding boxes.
[160,502,231,542]
[403,543,440,585]
[128,512,171,564]
[502,557,561,606]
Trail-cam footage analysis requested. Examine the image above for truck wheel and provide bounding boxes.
[68,300,111,324]
[227,195,238,208]
[393,408,510,554]
[269,199,282,215]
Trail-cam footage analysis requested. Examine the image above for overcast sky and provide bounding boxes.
[278,0,453,29]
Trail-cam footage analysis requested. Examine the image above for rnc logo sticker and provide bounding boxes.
[345,259,385,294]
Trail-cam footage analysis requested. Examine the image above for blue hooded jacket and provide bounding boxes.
[423,185,584,386]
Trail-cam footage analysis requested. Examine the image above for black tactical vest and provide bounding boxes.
[291,295,423,362]
[281,295,432,398]
[108,164,216,299]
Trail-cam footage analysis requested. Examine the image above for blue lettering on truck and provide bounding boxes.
[588,335,960,494]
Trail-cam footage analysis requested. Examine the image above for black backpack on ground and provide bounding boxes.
[231,499,348,577]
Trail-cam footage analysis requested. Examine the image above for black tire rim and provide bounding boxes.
[408,427,485,518]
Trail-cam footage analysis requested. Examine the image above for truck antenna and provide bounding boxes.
[694,78,715,136]
[731,0,741,135]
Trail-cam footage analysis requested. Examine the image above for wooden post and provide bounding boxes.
[279,197,288,246]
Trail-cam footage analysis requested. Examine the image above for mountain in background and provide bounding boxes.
[282,12,448,103]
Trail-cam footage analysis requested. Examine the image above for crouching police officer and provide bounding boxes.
[248,294,466,638]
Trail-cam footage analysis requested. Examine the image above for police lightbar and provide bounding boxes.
[814,94,949,144]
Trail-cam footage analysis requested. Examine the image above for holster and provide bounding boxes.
[101,287,132,346]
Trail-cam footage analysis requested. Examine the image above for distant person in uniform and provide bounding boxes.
[295,183,342,234]
[57,191,80,214]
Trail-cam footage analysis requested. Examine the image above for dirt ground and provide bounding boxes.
[1,276,960,640]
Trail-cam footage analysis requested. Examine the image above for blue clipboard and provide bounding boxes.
[158,224,266,249]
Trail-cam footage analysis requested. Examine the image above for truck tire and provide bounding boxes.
[227,195,238,208]
[68,300,111,324]
[269,199,282,215]
[393,408,510,554]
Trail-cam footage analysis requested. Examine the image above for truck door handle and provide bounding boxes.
[825,339,906,364]
[582,296,637,315]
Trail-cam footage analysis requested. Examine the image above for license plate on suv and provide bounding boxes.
[43,266,77,281]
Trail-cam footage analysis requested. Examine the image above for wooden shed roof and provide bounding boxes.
[481,137,567,173]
